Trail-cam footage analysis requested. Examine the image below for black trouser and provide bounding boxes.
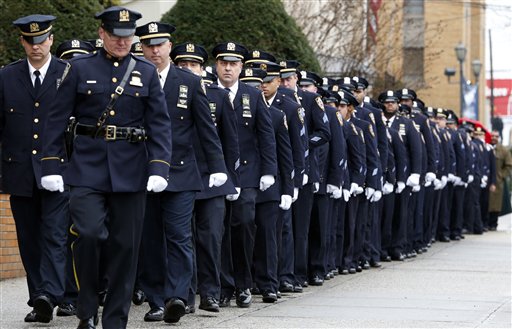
[480,187,490,229]
[335,199,347,269]
[70,187,145,329]
[254,201,279,293]
[450,186,466,238]
[278,208,296,286]
[353,195,369,266]
[391,187,411,256]
[463,181,483,233]
[342,194,361,269]
[368,200,382,263]
[412,187,425,250]
[326,198,339,273]
[422,185,435,246]
[10,187,69,307]
[292,184,314,284]
[308,193,330,278]
[189,196,225,304]
[380,193,395,258]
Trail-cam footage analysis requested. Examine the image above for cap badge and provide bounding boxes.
[227,42,236,51]
[119,10,130,22]
[135,43,142,51]
[402,88,408,95]
[30,23,40,32]
[301,71,307,79]
[253,50,260,58]
[343,77,351,84]
[260,63,267,71]
[148,23,158,33]
[338,91,345,99]
[186,43,195,52]
[323,77,328,85]
[245,68,253,77]
[280,61,286,67]
[332,85,339,92]
[387,90,393,96]
[95,39,103,48]
[353,77,359,82]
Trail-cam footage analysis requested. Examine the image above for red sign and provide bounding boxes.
[486,79,512,117]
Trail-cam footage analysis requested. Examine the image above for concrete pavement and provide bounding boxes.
[1,216,510,328]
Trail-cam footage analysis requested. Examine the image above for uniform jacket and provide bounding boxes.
[389,115,422,176]
[411,112,436,174]
[389,128,407,184]
[344,120,366,187]
[353,116,382,190]
[233,82,277,188]
[256,106,293,203]
[163,65,225,192]
[195,84,238,199]
[41,49,172,192]
[362,101,388,174]
[0,56,67,196]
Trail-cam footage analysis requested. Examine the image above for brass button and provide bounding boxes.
[112,77,118,83]
[32,150,37,155]
[9,108,13,112]
[180,161,184,165]
[114,62,119,67]
[109,110,115,116]
[135,92,139,97]
[87,90,91,95]
[245,122,248,126]
[33,134,38,139]
[7,157,11,162]
[243,160,247,164]
[61,159,64,163]
[111,93,115,98]
[34,118,39,123]
[180,116,184,120]
[35,102,40,107]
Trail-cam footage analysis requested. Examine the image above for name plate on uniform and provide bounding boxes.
[242,94,251,112]
[399,123,406,136]
[177,85,188,109]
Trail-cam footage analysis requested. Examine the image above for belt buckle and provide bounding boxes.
[105,125,117,141]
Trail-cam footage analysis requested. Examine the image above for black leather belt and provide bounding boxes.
[74,123,146,142]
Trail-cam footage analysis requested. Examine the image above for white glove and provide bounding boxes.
[349,183,359,195]
[448,173,456,183]
[425,172,436,183]
[259,175,275,191]
[424,180,432,187]
[396,181,406,194]
[355,185,364,195]
[382,182,394,195]
[302,174,309,186]
[365,187,375,200]
[313,182,320,193]
[146,175,168,193]
[342,189,351,202]
[467,174,474,184]
[209,172,228,188]
[326,184,338,194]
[433,178,442,190]
[370,190,382,202]
[412,185,421,192]
[331,188,342,199]
[406,173,420,187]
[279,195,293,210]
[292,187,299,202]
[482,175,488,184]
[226,187,241,201]
[453,176,462,186]
[441,175,448,189]
[480,177,487,188]
[41,175,64,192]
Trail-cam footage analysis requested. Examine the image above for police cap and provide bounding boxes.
[252,62,282,82]
[321,77,335,91]
[95,6,142,37]
[171,43,208,64]
[245,50,276,65]
[299,71,322,87]
[335,90,359,107]
[202,68,217,85]
[56,39,95,60]
[240,67,267,87]
[279,60,301,78]
[333,77,358,92]
[130,41,144,57]
[135,22,175,45]
[352,76,369,90]
[88,38,104,50]
[378,90,399,103]
[212,42,248,62]
[445,109,458,124]
[396,88,417,100]
[13,14,56,44]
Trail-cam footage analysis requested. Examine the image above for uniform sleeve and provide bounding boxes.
[363,122,382,190]
[285,101,306,188]
[218,90,240,187]
[307,93,331,147]
[326,111,346,187]
[420,117,436,173]
[391,130,408,183]
[275,111,294,196]
[406,119,422,175]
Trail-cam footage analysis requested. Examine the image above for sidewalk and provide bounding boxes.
[1,216,511,328]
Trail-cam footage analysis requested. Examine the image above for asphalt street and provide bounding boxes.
[1,216,510,328]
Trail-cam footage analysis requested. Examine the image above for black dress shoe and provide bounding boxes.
[362,261,370,270]
[235,288,252,308]
[77,314,98,329]
[279,281,294,293]
[381,255,392,262]
[34,295,54,323]
[199,296,220,312]
[292,283,303,293]
[132,289,146,305]
[439,236,451,242]
[415,248,423,254]
[185,305,195,314]
[219,294,231,307]
[164,298,186,323]
[302,281,309,288]
[340,268,349,275]
[251,287,261,295]
[276,291,282,299]
[144,307,164,322]
[391,253,405,261]
[369,260,381,268]
[309,275,324,286]
[450,235,461,241]
[348,267,356,274]
[57,303,76,316]
[261,291,278,303]
[356,265,362,272]
[324,273,331,280]
[24,309,37,322]
[331,268,339,276]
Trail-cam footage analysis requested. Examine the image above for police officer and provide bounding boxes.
[171,42,240,313]
[212,42,277,308]
[0,14,69,324]
[135,23,227,323]
[40,7,172,328]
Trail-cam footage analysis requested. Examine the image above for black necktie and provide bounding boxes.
[34,70,41,94]
[385,119,390,127]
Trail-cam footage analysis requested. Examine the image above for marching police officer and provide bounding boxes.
[0,14,69,324]
[135,22,227,323]
[40,7,172,328]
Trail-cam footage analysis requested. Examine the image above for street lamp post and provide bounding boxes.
[471,59,482,120]
[455,43,467,117]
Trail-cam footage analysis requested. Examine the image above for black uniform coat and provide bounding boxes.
[0,57,67,196]
[41,49,172,192]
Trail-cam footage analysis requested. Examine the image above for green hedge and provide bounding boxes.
[161,0,321,72]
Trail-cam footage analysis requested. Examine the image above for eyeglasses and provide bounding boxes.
[104,31,133,43]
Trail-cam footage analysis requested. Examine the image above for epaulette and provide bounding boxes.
[3,59,24,68]
[69,52,96,63]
